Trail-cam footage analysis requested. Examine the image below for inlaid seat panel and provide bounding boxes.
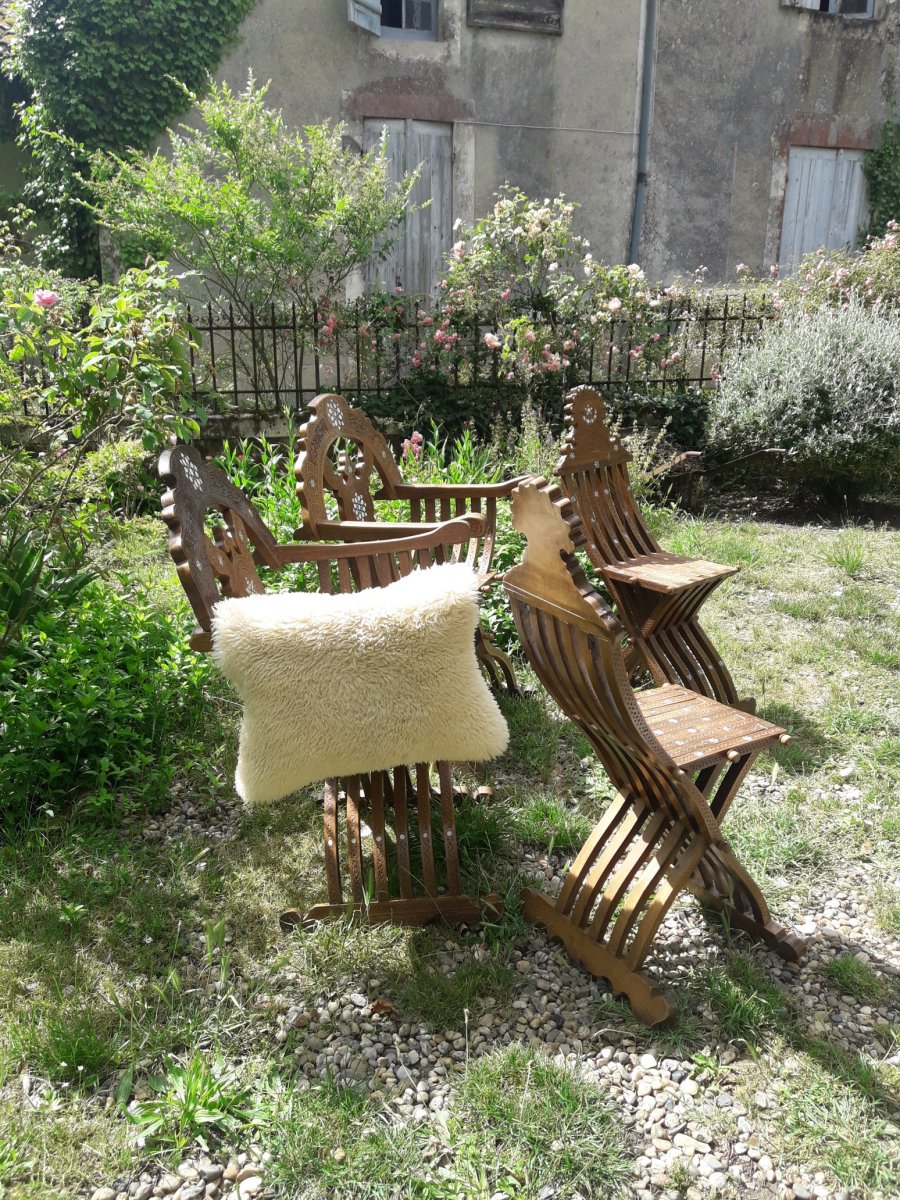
[604,554,738,595]
[556,385,752,710]
[636,684,780,770]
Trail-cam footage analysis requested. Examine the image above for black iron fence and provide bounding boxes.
[185,294,775,419]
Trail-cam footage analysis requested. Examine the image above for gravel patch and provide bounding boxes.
[86,775,900,1199]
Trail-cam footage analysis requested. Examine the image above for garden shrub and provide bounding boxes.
[0,250,198,647]
[709,299,900,499]
[90,78,417,320]
[7,0,258,276]
[0,579,215,831]
[775,222,900,313]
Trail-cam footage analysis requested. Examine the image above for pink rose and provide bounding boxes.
[483,332,502,350]
[34,289,59,309]
[500,289,512,300]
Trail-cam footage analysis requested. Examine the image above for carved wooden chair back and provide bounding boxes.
[555,385,744,708]
[504,477,802,1024]
[293,392,520,693]
[159,445,495,928]
[295,392,495,579]
[555,384,659,562]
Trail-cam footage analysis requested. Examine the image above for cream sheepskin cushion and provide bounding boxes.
[211,563,509,804]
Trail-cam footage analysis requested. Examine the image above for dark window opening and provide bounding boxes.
[382,0,436,34]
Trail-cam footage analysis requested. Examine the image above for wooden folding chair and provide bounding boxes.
[294,392,523,693]
[556,385,752,710]
[504,477,804,1024]
[159,444,501,928]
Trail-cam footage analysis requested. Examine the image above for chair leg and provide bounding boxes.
[280,769,501,931]
[689,843,805,962]
[475,624,519,695]
[521,793,709,1026]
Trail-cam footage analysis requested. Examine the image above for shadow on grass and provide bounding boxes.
[755,700,833,771]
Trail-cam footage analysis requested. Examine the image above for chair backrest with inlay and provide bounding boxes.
[555,384,659,566]
[504,477,722,847]
[295,392,403,535]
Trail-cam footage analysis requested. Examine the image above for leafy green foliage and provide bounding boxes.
[709,299,900,498]
[0,252,198,646]
[7,0,258,275]
[1,259,198,450]
[128,1053,254,1154]
[0,580,214,829]
[864,121,900,239]
[90,78,417,324]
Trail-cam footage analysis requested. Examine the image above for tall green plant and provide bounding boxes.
[90,79,418,321]
[6,0,258,276]
[864,121,900,239]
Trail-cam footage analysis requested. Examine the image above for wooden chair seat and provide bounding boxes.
[158,444,503,930]
[636,684,780,771]
[556,386,751,709]
[504,477,804,1025]
[294,393,524,693]
[604,553,738,595]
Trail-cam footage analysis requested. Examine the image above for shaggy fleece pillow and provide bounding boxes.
[211,563,509,804]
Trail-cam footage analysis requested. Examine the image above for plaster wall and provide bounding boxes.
[216,0,644,265]
[640,0,900,282]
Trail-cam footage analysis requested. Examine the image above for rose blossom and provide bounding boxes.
[483,332,502,350]
[34,289,59,308]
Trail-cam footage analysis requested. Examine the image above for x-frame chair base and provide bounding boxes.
[278,769,504,933]
[522,798,805,1026]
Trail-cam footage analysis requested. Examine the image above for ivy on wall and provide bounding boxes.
[6,0,258,276]
[864,120,900,238]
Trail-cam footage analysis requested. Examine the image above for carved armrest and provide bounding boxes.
[275,514,485,565]
[380,477,527,501]
[294,518,479,543]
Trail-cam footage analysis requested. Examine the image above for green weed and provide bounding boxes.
[704,953,788,1043]
[824,955,889,1003]
[825,527,868,577]
[128,1052,255,1154]
[511,791,594,852]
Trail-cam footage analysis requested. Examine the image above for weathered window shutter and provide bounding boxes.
[779,146,868,273]
[363,119,453,298]
[467,0,563,34]
[348,0,382,35]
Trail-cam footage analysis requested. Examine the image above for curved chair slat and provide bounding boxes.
[159,445,501,930]
[505,477,803,1025]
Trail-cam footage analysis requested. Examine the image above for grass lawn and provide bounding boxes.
[0,510,898,1199]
